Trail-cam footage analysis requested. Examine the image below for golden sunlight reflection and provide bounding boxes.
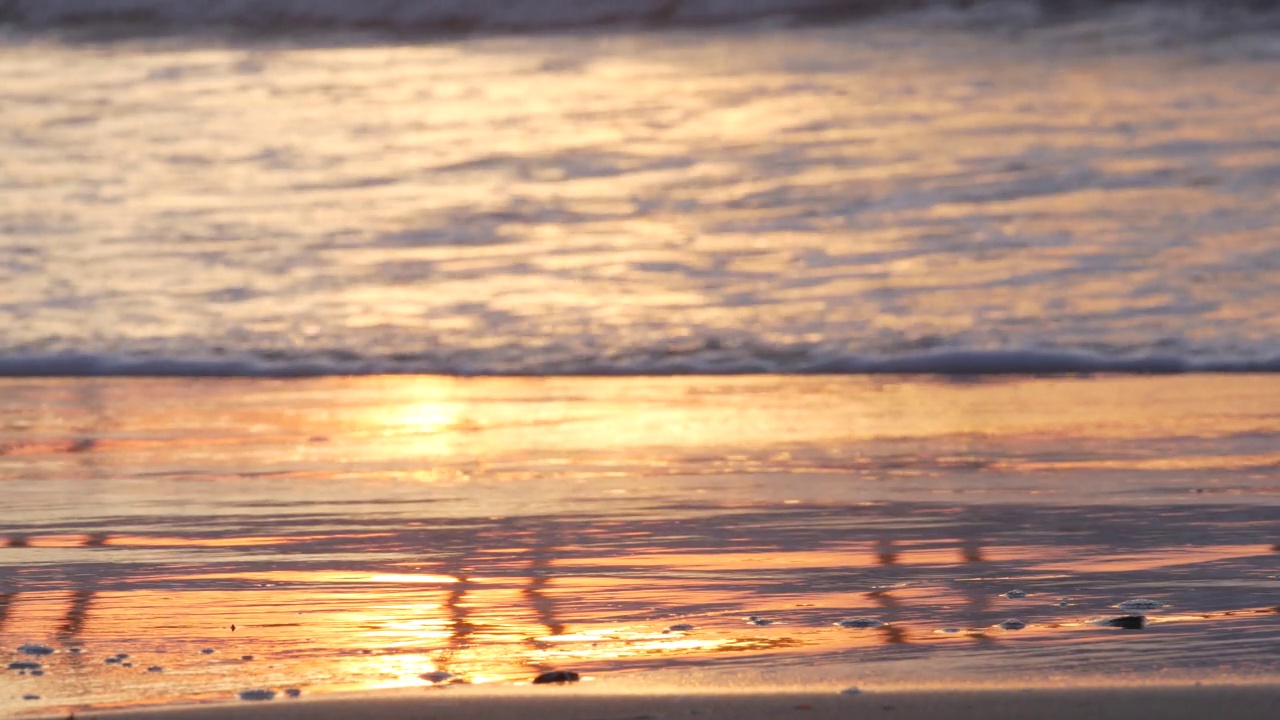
[3,375,1280,714]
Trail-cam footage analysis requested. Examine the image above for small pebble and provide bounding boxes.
[17,644,55,656]
[421,671,453,683]
[666,623,695,632]
[23,694,40,701]
[1117,598,1163,611]
[239,689,276,701]
[105,657,122,664]
[115,653,129,659]
[148,666,164,673]
[1100,615,1147,630]
[201,648,216,654]
[1004,589,1028,599]
[835,618,884,629]
[8,661,41,671]
[31,669,44,676]
[532,670,580,685]
[241,655,254,661]
[997,619,1027,630]
[840,686,862,695]
[745,615,775,626]
[68,648,83,654]
[284,688,302,698]
[121,662,133,667]
[1057,598,1071,608]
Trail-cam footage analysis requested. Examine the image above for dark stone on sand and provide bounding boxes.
[532,670,580,684]
[1101,615,1147,629]
[17,644,55,656]
[8,661,41,671]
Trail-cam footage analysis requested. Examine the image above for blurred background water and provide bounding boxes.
[3,0,1280,375]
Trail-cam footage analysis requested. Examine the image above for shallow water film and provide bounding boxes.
[3,376,1279,714]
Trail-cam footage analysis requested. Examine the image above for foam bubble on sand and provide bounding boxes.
[835,618,885,629]
[8,661,42,671]
[1004,589,1028,599]
[1117,598,1163,611]
[239,689,276,701]
[17,644,55,656]
[997,619,1027,630]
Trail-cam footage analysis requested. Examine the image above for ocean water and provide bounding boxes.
[3,1,1280,716]
[3,0,1280,375]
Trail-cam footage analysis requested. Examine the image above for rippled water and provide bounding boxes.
[3,8,1280,374]
[4,6,1280,715]
[3,376,1280,714]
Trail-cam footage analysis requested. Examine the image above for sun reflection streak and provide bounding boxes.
[3,375,1280,715]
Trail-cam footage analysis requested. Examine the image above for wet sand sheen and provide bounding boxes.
[2,375,1279,715]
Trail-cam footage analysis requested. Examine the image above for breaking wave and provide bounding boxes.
[2,0,1277,36]
[2,348,1278,377]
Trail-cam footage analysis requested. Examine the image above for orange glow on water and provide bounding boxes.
[3,375,1280,716]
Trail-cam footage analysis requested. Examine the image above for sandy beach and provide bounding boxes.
[4,375,1280,717]
[49,684,1280,720]
[5,2,1280,717]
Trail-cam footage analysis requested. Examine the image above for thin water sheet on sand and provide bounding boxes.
[1,375,1279,716]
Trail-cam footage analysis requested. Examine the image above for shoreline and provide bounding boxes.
[5,375,1279,716]
[46,682,1280,720]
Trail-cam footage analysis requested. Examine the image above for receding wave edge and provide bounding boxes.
[2,350,1279,377]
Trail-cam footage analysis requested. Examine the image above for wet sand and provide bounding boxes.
[3,375,1280,716]
[57,684,1280,720]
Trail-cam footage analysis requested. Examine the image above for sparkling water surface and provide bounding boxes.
[3,7,1280,373]
[4,5,1280,715]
